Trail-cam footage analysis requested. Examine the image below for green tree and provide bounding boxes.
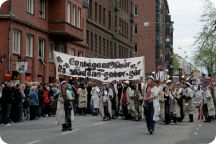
[193,0,216,76]
[173,54,180,71]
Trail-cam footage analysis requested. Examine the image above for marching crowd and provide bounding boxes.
[0,76,215,134]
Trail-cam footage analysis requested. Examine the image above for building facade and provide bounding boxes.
[85,0,134,59]
[132,0,173,74]
[0,0,86,83]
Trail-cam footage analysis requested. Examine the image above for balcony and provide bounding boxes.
[113,0,120,11]
[165,15,171,22]
[49,21,83,41]
[165,27,171,35]
[165,54,171,61]
[165,41,171,48]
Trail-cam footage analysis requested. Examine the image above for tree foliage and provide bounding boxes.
[173,54,180,70]
[193,0,216,75]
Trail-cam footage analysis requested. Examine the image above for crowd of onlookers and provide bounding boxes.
[0,81,60,125]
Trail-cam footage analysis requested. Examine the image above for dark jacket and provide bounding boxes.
[2,86,13,104]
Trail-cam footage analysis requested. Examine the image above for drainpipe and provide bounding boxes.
[8,0,13,71]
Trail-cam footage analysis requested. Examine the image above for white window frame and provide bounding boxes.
[78,51,83,57]
[49,41,55,62]
[13,30,21,54]
[39,0,46,19]
[26,34,33,57]
[39,39,45,59]
[67,2,71,23]
[76,7,81,28]
[133,24,138,35]
[133,5,138,16]
[69,48,75,56]
[27,0,34,14]
[72,5,76,26]
[134,44,138,53]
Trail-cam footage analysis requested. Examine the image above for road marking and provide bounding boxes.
[194,132,198,135]
[26,140,41,144]
[93,122,106,126]
[60,129,79,136]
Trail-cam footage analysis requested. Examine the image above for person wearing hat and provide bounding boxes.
[183,82,194,122]
[143,76,159,134]
[59,81,73,131]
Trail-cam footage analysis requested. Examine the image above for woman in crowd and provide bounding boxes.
[163,86,173,124]
[29,86,39,120]
[77,83,88,115]
[99,83,112,121]
[91,81,100,115]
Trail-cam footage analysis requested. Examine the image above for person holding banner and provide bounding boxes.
[144,76,159,135]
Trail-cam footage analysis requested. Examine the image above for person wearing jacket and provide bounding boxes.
[29,86,39,120]
[99,83,112,121]
[1,82,13,125]
[78,83,88,115]
[144,76,159,135]
[61,81,73,131]
[203,85,215,122]
[183,82,194,122]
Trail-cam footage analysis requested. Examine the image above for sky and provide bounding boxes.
[167,0,216,62]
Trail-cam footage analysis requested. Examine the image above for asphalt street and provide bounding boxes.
[0,116,215,144]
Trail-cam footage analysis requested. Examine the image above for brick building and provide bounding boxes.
[0,0,86,83]
[132,0,174,74]
[85,0,134,59]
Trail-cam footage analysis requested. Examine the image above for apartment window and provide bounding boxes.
[78,51,83,57]
[90,32,93,50]
[87,30,89,45]
[13,30,21,54]
[103,8,106,25]
[72,5,76,26]
[95,2,97,21]
[106,40,109,57]
[99,36,101,54]
[67,2,71,23]
[77,7,81,28]
[26,34,33,57]
[27,0,34,14]
[89,0,92,19]
[99,5,102,23]
[95,34,97,53]
[115,15,117,29]
[39,39,45,59]
[134,44,138,52]
[133,24,138,35]
[69,48,75,56]
[108,11,111,29]
[39,0,46,19]
[103,38,105,56]
[110,41,113,58]
[56,44,65,53]
[133,6,138,16]
[49,42,55,62]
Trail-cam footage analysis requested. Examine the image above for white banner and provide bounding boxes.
[54,51,145,82]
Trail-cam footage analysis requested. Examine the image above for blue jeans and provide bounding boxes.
[144,102,155,132]
[2,103,11,124]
